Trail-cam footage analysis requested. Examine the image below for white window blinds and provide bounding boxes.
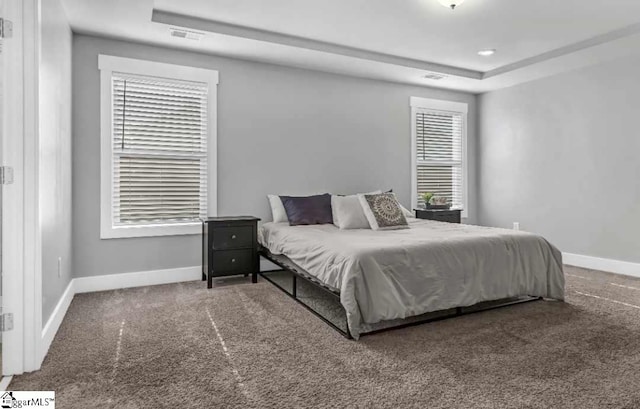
[415,109,464,209]
[111,73,208,225]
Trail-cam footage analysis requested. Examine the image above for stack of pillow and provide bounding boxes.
[267,191,413,231]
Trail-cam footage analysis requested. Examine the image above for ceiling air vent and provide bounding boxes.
[169,27,204,41]
[422,72,448,81]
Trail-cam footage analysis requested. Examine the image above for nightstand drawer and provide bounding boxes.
[211,226,254,250]
[434,214,460,223]
[414,209,461,224]
[211,249,253,275]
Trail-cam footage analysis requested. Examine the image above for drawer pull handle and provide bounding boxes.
[231,235,237,239]
[231,258,236,263]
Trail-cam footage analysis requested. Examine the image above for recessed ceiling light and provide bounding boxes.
[478,49,496,56]
[422,72,448,81]
[437,0,465,10]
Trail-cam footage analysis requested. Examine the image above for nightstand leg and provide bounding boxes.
[202,222,206,281]
[252,254,259,283]
[207,272,213,289]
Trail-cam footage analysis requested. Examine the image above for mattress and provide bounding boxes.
[259,219,564,339]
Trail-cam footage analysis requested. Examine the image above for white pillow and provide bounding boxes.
[332,190,382,228]
[358,192,409,231]
[267,195,288,223]
[399,203,414,219]
[332,195,371,229]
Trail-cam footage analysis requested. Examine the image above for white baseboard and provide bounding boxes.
[41,280,75,364]
[74,266,201,294]
[40,266,201,362]
[563,252,640,279]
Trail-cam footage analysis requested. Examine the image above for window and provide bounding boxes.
[99,55,218,238]
[410,97,467,217]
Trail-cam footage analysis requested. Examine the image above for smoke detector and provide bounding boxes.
[422,72,448,81]
[169,27,205,41]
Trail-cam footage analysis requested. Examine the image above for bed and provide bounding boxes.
[258,218,565,339]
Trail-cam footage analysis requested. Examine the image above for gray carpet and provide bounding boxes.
[10,266,640,408]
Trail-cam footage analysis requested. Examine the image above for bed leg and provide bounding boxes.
[456,307,463,315]
[292,275,297,298]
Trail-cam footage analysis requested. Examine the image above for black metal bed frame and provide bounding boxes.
[257,247,543,340]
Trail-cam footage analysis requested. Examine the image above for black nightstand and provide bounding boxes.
[414,209,462,224]
[202,216,261,289]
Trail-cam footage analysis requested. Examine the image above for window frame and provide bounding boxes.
[99,55,219,239]
[410,96,468,218]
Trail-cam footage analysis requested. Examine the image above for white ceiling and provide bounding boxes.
[61,0,640,93]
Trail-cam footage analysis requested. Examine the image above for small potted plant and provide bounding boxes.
[421,192,434,208]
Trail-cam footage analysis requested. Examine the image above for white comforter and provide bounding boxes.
[259,219,565,339]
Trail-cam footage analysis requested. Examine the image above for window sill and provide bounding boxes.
[100,222,201,239]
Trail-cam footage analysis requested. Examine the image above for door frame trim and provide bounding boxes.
[22,0,42,372]
[1,0,41,375]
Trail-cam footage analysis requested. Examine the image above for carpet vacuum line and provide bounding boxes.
[609,282,640,291]
[205,306,250,400]
[111,319,126,382]
[566,273,592,280]
[572,290,640,310]
[568,274,640,292]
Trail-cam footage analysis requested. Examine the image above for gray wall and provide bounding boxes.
[73,34,477,278]
[41,0,73,323]
[478,54,640,263]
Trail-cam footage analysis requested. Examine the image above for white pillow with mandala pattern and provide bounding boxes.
[358,192,409,231]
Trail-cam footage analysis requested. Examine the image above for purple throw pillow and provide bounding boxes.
[279,194,333,226]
